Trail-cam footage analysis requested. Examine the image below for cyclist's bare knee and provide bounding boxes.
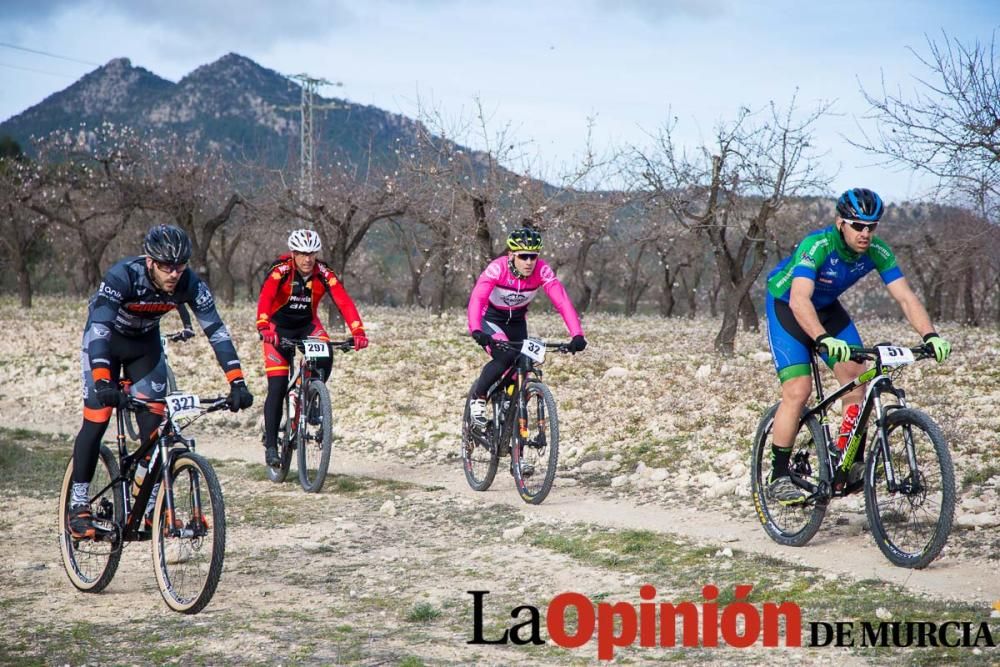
[780,376,811,407]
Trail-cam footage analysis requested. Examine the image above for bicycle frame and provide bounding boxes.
[280,337,351,438]
[88,398,220,546]
[797,346,921,499]
[489,355,542,454]
[475,340,567,454]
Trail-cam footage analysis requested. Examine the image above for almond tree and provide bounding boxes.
[854,30,1000,223]
[0,149,48,306]
[631,98,830,353]
[139,137,242,285]
[28,123,145,290]
[412,96,533,271]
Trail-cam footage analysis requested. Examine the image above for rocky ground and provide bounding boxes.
[0,297,997,665]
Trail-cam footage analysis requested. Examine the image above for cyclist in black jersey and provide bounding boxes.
[67,224,254,539]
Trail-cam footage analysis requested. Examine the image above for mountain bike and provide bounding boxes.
[265,337,353,493]
[58,389,231,613]
[750,343,955,568]
[123,330,190,442]
[462,338,569,505]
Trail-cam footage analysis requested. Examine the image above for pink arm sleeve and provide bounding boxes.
[543,277,584,338]
[467,270,495,332]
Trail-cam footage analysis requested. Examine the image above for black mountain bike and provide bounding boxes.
[265,337,352,493]
[750,343,955,568]
[59,389,231,613]
[124,330,189,442]
[462,338,569,505]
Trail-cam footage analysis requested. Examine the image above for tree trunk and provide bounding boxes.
[432,260,450,315]
[658,264,675,318]
[623,243,648,317]
[962,265,976,325]
[13,252,32,308]
[472,197,493,264]
[739,294,759,332]
[571,239,595,313]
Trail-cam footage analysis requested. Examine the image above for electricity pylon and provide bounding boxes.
[285,74,343,207]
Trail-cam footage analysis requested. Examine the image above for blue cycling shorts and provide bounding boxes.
[765,294,862,382]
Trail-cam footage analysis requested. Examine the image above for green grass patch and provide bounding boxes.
[0,427,70,497]
[961,462,1000,490]
[619,435,689,472]
[405,602,442,622]
[398,657,427,667]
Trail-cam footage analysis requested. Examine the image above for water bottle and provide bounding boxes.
[836,404,860,451]
[287,391,298,431]
[132,456,150,497]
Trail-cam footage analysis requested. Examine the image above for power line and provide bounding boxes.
[0,41,100,67]
[0,61,77,77]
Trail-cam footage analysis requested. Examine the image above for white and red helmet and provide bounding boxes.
[288,229,322,253]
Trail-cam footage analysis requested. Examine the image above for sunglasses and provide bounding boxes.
[154,260,187,275]
[514,253,539,261]
[844,220,878,233]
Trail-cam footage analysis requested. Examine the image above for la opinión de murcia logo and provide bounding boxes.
[468,585,996,660]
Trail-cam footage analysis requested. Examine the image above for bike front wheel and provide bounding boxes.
[864,408,955,569]
[151,452,226,614]
[750,402,830,546]
[512,381,559,505]
[297,379,333,493]
[58,446,124,592]
[462,381,500,491]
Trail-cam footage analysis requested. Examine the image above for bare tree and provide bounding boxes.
[139,138,243,284]
[28,123,145,290]
[854,30,1000,222]
[0,155,48,306]
[631,98,831,353]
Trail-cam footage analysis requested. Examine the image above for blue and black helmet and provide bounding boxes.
[836,188,883,222]
[144,224,192,264]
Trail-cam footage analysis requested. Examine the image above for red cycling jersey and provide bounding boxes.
[256,255,365,336]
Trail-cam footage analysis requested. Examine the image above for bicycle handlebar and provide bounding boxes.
[128,395,231,414]
[277,337,354,353]
[490,339,574,354]
[164,330,193,343]
[816,342,934,363]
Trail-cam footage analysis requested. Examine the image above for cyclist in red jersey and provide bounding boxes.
[256,229,368,466]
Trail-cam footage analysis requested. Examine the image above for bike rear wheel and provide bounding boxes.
[265,390,295,483]
[864,408,955,569]
[750,402,829,546]
[151,452,226,614]
[58,446,124,592]
[462,381,499,491]
[125,407,141,442]
[512,381,559,505]
[298,378,333,493]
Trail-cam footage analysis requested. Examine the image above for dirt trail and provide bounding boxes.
[200,434,1000,605]
[14,410,993,605]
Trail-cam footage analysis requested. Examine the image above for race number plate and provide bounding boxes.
[877,345,915,367]
[521,338,546,363]
[304,340,330,359]
[166,393,201,418]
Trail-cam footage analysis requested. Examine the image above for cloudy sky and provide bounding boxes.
[2,0,997,201]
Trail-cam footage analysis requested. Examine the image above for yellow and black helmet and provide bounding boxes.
[506,227,543,252]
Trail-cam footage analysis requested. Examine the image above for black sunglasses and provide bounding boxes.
[154,260,188,274]
[514,253,539,261]
[845,220,878,233]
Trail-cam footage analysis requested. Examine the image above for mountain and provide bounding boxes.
[0,53,425,170]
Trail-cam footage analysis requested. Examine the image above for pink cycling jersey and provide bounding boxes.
[467,256,584,337]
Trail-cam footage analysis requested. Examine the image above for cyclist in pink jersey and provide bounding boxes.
[466,226,587,427]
